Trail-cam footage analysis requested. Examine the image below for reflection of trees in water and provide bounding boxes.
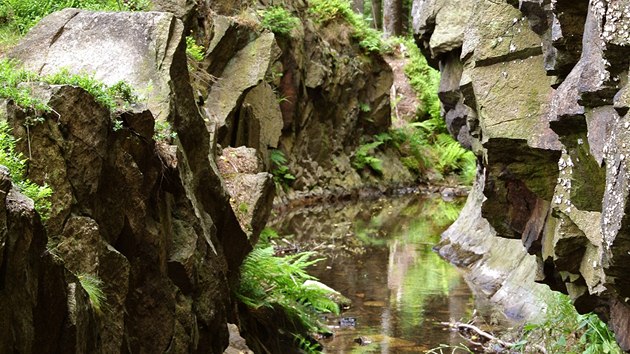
[271,194,474,353]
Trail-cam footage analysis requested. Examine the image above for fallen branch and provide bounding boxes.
[439,321,547,354]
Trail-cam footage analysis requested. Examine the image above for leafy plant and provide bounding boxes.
[153,120,176,141]
[185,36,204,62]
[0,59,48,111]
[78,273,106,313]
[270,149,296,189]
[393,36,441,121]
[0,121,52,219]
[260,6,299,36]
[517,292,622,354]
[237,246,340,333]
[352,140,384,175]
[294,333,323,354]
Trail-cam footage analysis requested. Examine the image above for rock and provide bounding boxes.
[3,8,258,353]
[9,9,182,122]
[413,0,630,348]
[205,32,279,145]
[216,147,274,242]
[223,324,254,354]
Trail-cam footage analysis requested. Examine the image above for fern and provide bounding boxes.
[238,246,340,333]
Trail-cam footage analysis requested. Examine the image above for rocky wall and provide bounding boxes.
[1,8,274,353]
[413,0,630,349]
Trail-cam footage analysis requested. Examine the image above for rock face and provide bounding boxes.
[2,9,274,353]
[0,1,402,351]
[414,0,630,349]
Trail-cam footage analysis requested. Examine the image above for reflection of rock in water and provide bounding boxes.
[438,174,551,323]
[271,194,475,353]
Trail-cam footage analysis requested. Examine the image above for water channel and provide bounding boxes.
[270,192,475,353]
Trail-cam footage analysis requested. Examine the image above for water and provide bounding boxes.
[270,193,475,353]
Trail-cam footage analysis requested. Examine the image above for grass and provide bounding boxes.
[0,59,138,112]
[77,273,106,313]
[237,246,340,334]
[0,0,151,35]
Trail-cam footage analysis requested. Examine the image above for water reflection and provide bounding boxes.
[270,193,474,353]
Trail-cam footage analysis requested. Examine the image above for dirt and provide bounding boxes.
[384,44,422,127]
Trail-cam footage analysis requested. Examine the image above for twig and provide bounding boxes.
[439,321,547,354]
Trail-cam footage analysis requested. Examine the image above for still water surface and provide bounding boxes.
[271,193,474,353]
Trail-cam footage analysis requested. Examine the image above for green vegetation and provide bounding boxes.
[393,37,441,120]
[185,36,205,62]
[514,292,622,354]
[237,246,340,333]
[45,68,138,110]
[0,0,151,36]
[308,0,385,52]
[260,6,300,36]
[77,273,106,314]
[385,38,476,184]
[270,149,296,189]
[153,120,176,141]
[0,121,52,219]
[0,59,138,112]
[352,138,386,175]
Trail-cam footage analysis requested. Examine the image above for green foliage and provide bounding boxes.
[517,292,622,354]
[45,68,138,110]
[78,273,106,313]
[185,36,204,62]
[0,0,151,35]
[0,59,138,112]
[386,116,476,184]
[260,6,299,36]
[294,334,323,354]
[153,120,176,141]
[391,37,441,120]
[0,121,52,219]
[352,140,384,175]
[237,246,340,333]
[270,149,296,188]
[308,0,385,53]
[0,59,48,111]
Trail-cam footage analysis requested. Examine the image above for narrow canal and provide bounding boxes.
[270,192,475,353]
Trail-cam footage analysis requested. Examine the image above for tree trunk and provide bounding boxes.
[382,0,402,37]
[353,0,364,15]
[371,0,383,30]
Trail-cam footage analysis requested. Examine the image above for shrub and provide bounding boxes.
[261,7,299,36]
